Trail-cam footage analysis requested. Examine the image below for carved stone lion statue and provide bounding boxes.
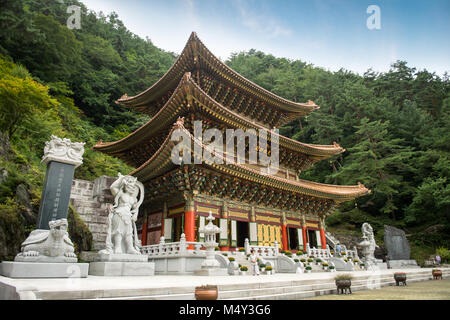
[15,219,77,263]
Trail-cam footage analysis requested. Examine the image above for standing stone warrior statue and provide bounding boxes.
[100,173,144,255]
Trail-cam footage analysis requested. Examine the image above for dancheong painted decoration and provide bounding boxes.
[93,32,370,252]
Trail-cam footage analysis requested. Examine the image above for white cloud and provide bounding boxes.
[233,0,292,38]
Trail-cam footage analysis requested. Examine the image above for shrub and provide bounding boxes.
[294,259,299,262]
[305,266,312,270]
[239,248,245,252]
[259,263,266,268]
[329,266,335,269]
[316,258,322,262]
[334,274,353,281]
[240,266,248,271]
[436,247,450,262]
[215,247,219,251]
[228,257,235,262]
[322,262,329,267]
[265,266,273,271]
[300,258,306,262]
[341,252,346,255]
[223,253,228,256]
[296,251,303,256]
[307,258,313,262]
[353,259,359,263]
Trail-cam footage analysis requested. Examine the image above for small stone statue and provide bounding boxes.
[100,173,144,255]
[15,219,77,263]
[359,223,379,269]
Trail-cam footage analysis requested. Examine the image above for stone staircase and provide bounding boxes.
[231,254,252,270]
[70,177,115,251]
[22,268,450,300]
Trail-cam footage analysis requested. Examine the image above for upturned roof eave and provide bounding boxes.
[116,32,318,116]
[93,73,344,160]
[130,119,370,202]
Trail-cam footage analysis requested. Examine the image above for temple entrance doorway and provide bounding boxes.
[173,215,183,242]
[307,229,318,248]
[288,227,298,250]
[236,221,249,248]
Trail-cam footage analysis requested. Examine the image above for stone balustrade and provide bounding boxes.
[306,243,332,259]
[141,234,206,258]
[244,238,279,257]
[341,245,359,260]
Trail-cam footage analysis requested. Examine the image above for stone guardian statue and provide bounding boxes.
[100,173,144,255]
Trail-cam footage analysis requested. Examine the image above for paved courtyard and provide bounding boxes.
[303,278,450,300]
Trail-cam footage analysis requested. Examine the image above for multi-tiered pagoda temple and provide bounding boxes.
[94,32,369,252]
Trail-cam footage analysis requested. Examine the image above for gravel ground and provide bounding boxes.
[303,278,450,300]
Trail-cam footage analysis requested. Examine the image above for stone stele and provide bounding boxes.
[384,225,411,260]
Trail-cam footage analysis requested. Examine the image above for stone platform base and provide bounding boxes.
[194,268,228,276]
[0,261,89,278]
[89,261,155,276]
[389,260,419,269]
[81,251,148,262]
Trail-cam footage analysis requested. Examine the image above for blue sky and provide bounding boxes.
[80,0,449,75]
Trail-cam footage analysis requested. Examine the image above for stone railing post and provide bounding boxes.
[179,233,187,254]
[244,238,250,255]
[159,236,165,256]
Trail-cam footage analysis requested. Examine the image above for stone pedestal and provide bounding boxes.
[388,259,419,269]
[89,261,155,276]
[0,261,89,278]
[194,268,228,276]
[82,252,154,276]
[81,252,148,262]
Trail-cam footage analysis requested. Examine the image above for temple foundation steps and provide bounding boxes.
[1,268,448,300]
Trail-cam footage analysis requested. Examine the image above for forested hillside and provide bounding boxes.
[0,0,448,262]
[0,0,176,259]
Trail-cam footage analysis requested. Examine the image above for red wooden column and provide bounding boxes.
[320,217,327,249]
[301,215,308,251]
[141,214,148,246]
[220,202,229,251]
[281,213,288,250]
[184,199,195,249]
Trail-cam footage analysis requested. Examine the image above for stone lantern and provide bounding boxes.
[194,211,227,276]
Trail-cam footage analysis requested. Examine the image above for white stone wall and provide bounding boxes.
[70,176,116,251]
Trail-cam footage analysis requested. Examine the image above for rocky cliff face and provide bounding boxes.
[331,232,388,261]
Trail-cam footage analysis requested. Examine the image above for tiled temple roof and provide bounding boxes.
[116,32,319,125]
[130,118,370,203]
[93,73,344,169]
